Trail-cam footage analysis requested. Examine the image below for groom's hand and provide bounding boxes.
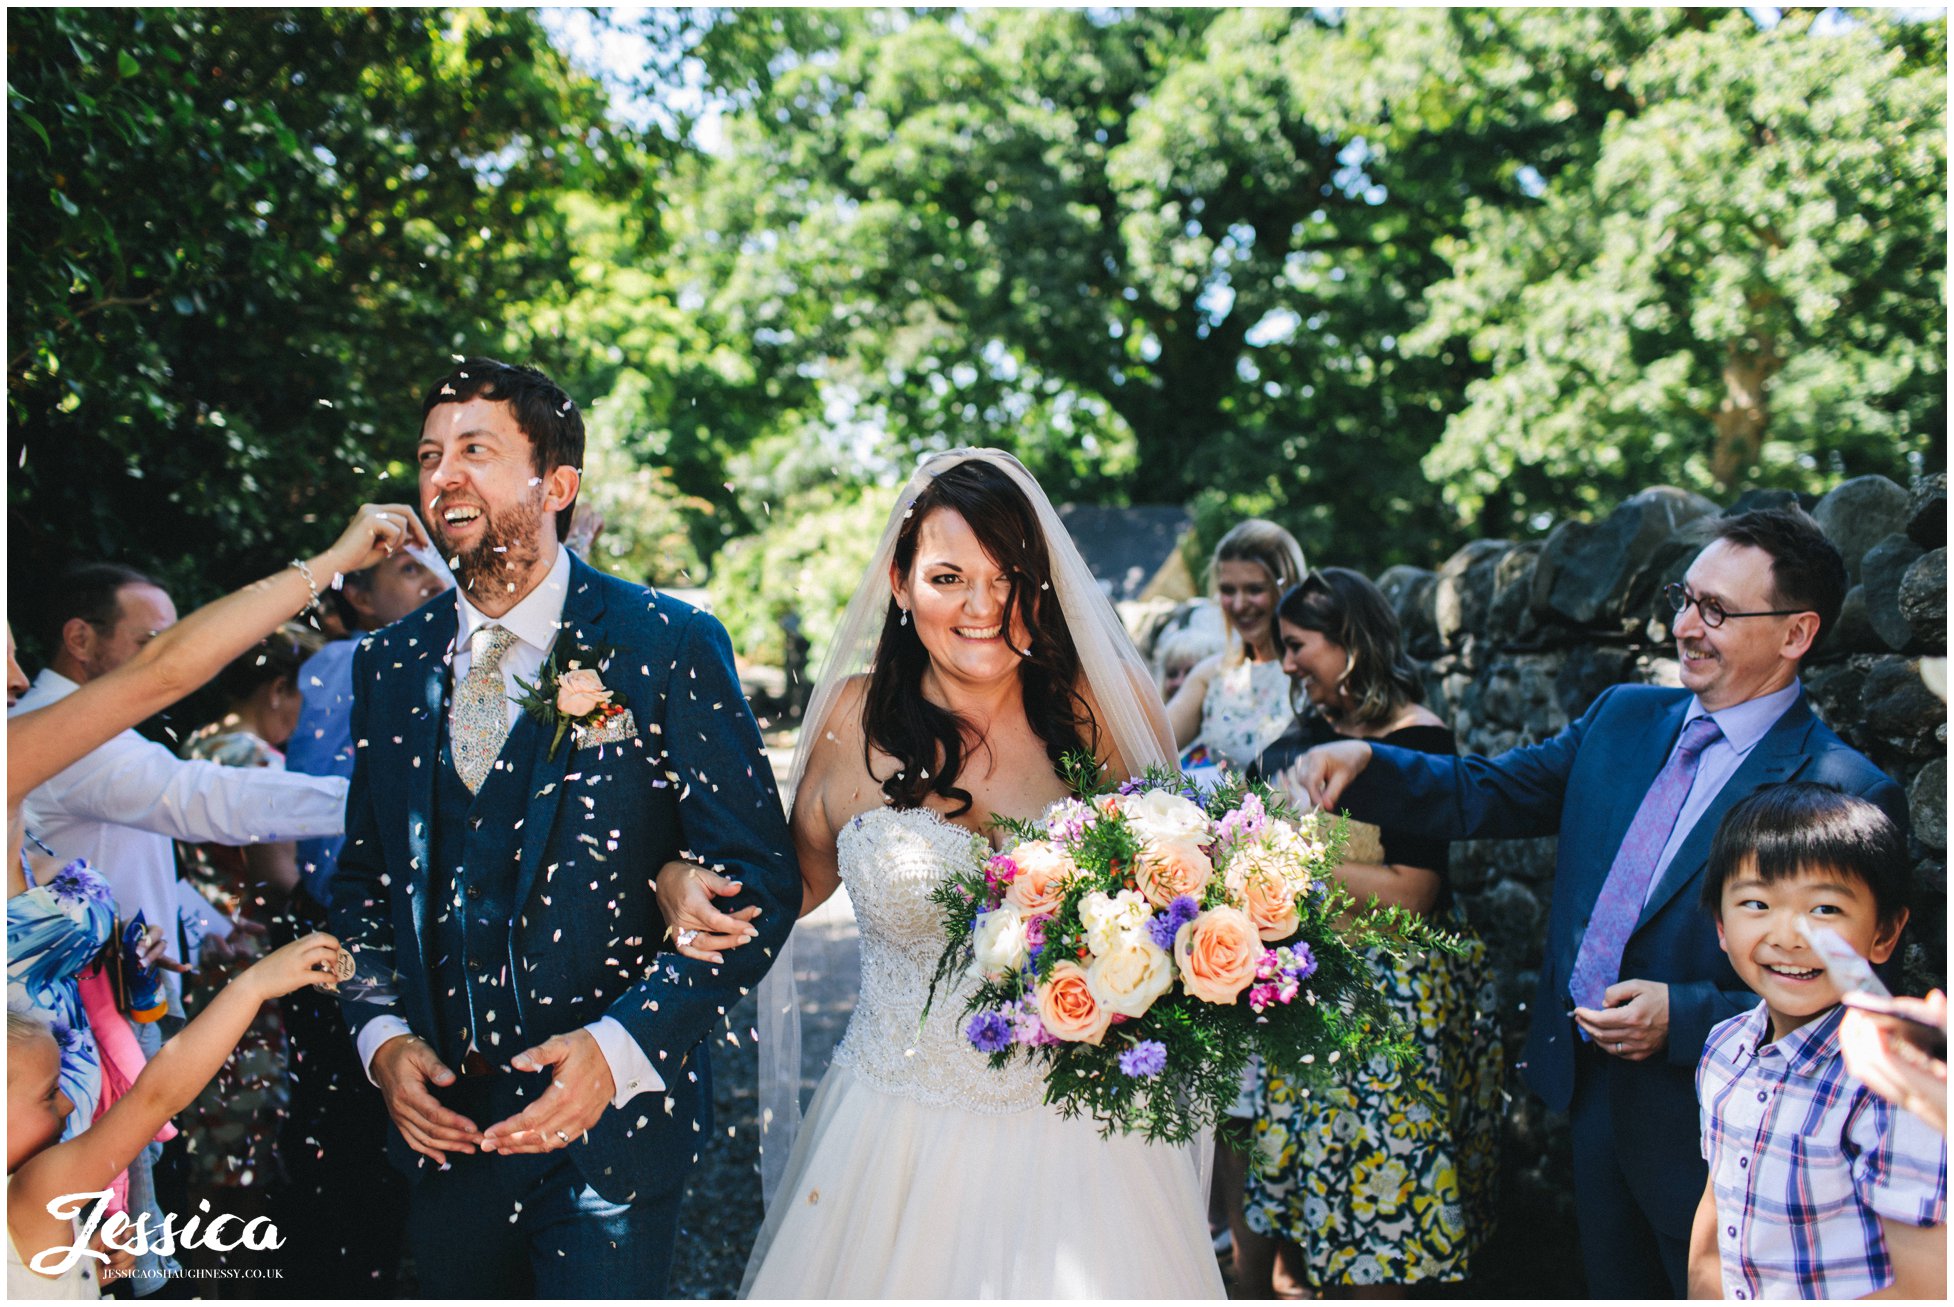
[480,1030,614,1154]
[371,1034,481,1165]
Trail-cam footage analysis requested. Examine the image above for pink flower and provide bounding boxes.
[556,667,612,718]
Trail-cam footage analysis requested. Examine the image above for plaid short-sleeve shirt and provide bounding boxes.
[1697,1002,1946,1300]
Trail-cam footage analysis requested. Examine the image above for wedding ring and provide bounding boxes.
[677,929,699,949]
[554,1130,569,1143]
[1614,1042,1623,1053]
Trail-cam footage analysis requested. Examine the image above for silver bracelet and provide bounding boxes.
[290,557,324,613]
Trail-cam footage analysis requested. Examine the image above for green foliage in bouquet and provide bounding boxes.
[928,755,1465,1146]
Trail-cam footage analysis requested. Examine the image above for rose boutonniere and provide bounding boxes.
[513,646,627,759]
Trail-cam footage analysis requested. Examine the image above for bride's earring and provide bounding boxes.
[899,608,909,627]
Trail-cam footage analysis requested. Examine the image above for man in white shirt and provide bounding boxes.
[11,563,350,1014]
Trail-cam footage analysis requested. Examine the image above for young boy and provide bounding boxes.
[1689,783,1946,1300]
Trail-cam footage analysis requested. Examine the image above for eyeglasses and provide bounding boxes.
[1661,582,1808,629]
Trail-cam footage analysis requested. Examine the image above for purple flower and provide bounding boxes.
[1024,914,1051,948]
[1148,894,1202,951]
[966,1010,1014,1054]
[1288,941,1317,981]
[48,864,109,907]
[1118,1040,1168,1078]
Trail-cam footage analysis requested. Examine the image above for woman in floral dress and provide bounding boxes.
[1253,570,1503,1294]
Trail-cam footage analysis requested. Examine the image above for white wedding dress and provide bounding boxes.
[741,805,1225,1299]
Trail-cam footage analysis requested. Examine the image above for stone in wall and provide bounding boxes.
[1862,534,1927,653]
[1861,655,1945,761]
[1901,549,1946,652]
[1437,539,1514,649]
[1814,474,1913,585]
[1908,472,1946,549]
[1377,564,1441,660]
[1909,757,1946,851]
[1537,486,1720,631]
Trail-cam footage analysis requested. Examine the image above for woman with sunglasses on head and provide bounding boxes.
[1243,568,1503,1297]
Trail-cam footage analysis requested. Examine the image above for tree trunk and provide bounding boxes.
[1712,329,1782,488]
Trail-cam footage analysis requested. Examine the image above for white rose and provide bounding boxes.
[971,907,1031,977]
[1078,888,1153,956]
[1085,930,1176,1018]
[1123,788,1211,845]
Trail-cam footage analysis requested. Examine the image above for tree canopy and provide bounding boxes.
[7,7,1943,670]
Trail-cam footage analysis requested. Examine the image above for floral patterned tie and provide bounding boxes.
[1567,715,1724,1013]
[453,625,518,794]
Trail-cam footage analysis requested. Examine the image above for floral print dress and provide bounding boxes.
[7,843,114,1141]
[176,727,292,1195]
[1246,720,1504,1287]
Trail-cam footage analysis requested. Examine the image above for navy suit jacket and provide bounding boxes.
[1342,683,1905,1225]
[328,553,799,1201]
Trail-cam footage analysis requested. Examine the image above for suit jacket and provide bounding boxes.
[328,553,800,1200]
[1342,683,1905,1224]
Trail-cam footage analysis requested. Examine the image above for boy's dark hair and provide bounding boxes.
[1701,782,1910,925]
[419,358,584,539]
[44,562,157,650]
[1711,507,1847,657]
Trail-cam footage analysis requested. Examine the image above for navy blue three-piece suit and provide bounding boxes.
[329,552,799,1296]
[1341,682,1904,1298]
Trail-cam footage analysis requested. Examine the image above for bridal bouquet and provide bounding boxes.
[928,757,1461,1145]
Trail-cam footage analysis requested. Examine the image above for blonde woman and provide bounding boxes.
[1165,519,1305,770]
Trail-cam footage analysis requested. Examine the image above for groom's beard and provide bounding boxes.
[432,490,548,600]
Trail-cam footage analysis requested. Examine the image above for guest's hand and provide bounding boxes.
[481,1030,614,1154]
[1282,740,1372,812]
[137,923,191,973]
[1840,990,1947,1135]
[565,502,607,556]
[371,1034,480,1166]
[92,1230,137,1284]
[654,858,760,964]
[314,502,431,580]
[1574,978,1669,1060]
[240,930,343,1001]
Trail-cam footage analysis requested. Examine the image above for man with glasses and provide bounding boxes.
[1289,507,1906,1298]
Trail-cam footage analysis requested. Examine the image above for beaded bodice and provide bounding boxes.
[830,806,1047,1114]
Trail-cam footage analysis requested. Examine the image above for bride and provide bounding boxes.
[657,449,1223,1299]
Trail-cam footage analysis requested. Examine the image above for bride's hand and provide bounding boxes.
[654,859,760,963]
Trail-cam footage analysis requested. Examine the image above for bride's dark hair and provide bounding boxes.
[864,460,1097,816]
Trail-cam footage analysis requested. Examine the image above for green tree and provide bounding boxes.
[1405,9,1946,532]
[7,8,657,645]
[640,8,1667,570]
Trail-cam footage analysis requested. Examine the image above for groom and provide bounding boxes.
[329,359,799,1295]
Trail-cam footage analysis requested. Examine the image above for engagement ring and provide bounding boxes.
[677,929,699,948]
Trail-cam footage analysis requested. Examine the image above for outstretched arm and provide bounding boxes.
[11,934,341,1268]
[8,504,423,813]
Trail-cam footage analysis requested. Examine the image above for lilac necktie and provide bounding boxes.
[1567,715,1724,1011]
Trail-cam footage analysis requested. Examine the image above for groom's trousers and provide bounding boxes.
[405,1072,687,1297]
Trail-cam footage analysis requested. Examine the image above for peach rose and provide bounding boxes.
[555,666,612,718]
[1036,960,1113,1044]
[1239,868,1302,943]
[1134,835,1213,911]
[1005,841,1075,916]
[1174,907,1263,1004]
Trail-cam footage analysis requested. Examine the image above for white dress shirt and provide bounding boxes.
[355,546,663,1106]
[11,668,351,1012]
